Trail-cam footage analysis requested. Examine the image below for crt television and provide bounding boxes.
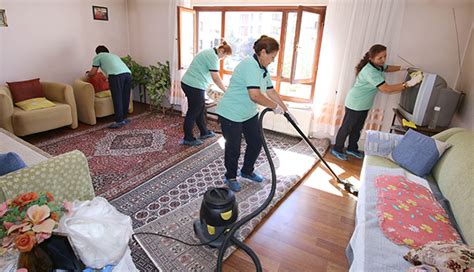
[398,70,462,127]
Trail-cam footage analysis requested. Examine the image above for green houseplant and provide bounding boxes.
[145,61,171,112]
[121,55,148,102]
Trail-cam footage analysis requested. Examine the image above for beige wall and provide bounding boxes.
[127,0,175,66]
[452,25,474,130]
[0,0,129,85]
[380,0,473,132]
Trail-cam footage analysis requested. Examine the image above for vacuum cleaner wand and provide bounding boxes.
[283,112,358,196]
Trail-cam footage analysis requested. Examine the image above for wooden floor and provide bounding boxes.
[223,146,362,271]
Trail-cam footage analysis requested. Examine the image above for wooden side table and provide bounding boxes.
[389,108,447,136]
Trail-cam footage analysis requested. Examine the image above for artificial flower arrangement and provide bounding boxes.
[0,192,71,255]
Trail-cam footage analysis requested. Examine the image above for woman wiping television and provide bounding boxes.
[331,44,423,161]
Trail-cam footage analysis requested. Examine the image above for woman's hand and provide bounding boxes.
[273,104,284,114]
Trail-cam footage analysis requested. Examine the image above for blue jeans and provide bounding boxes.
[182,82,209,141]
[108,73,131,123]
[219,114,262,179]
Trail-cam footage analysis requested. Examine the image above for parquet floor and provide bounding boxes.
[223,148,362,271]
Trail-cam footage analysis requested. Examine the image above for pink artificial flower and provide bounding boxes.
[0,202,7,217]
[63,200,73,216]
[17,269,28,272]
[26,205,50,225]
[3,221,14,230]
[35,232,52,244]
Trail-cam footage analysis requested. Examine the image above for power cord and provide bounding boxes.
[132,228,227,247]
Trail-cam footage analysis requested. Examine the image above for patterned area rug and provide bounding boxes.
[33,112,219,200]
[112,132,330,271]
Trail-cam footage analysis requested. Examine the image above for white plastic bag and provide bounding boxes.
[58,197,134,269]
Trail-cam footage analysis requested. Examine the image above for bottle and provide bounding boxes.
[428,106,440,129]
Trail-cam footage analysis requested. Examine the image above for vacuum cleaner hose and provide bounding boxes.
[216,108,276,272]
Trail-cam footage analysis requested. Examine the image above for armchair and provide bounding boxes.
[73,78,133,125]
[0,82,78,136]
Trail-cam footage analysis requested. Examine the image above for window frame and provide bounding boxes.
[182,5,326,103]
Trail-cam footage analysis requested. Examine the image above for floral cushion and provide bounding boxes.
[404,241,474,271]
[375,175,462,248]
[0,151,95,203]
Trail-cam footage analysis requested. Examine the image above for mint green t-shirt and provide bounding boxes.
[216,55,273,122]
[92,53,131,76]
[181,48,219,90]
[345,62,387,111]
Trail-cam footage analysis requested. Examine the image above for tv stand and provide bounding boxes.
[390,108,447,136]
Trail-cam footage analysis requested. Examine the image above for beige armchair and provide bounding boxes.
[73,78,133,125]
[0,82,78,136]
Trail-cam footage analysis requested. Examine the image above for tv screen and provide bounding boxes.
[398,71,462,127]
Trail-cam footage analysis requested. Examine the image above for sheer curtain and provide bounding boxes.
[310,0,405,140]
[168,0,190,116]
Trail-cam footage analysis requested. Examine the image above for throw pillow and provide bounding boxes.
[404,241,474,271]
[0,152,27,176]
[388,129,451,176]
[15,97,56,111]
[6,78,45,103]
[95,90,112,98]
[364,130,404,157]
[88,72,109,93]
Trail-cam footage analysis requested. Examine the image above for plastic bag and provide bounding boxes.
[58,197,134,269]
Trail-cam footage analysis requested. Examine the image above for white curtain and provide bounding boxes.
[310,0,406,140]
[168,0,191,116]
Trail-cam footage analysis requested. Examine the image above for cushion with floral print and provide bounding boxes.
[404,241,474,272]
[375,175,462,248]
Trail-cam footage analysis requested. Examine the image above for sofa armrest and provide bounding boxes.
[73,79,97,125]
[364,130,404,157]
[0,150,95,203]
[42,82,78,129]
[431,127,467,142]
[0,87,14,133]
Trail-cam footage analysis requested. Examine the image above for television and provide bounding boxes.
[398,70,462,127]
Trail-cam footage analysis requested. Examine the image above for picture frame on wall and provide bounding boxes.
[0,9,8,27]
[92,6,108,21]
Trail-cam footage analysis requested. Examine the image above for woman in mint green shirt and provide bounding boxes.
[88,45,131,129]
[216,35,290,192]
[180,42,232,146]
[332,44,422,161]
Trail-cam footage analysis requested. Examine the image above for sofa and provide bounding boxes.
[0,82,78,136]
[347,128,473,271]
[73,78,133,125]
[0,128,95,203]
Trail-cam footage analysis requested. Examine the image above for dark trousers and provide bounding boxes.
[334,107,369,153]
[182,82,209,141]
[219,114,262,179]
[108,73,132,123]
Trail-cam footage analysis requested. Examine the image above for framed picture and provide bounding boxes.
[0,9,8,27]
[92,6,108,21]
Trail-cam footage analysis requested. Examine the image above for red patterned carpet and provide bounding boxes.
[29,112,219,200]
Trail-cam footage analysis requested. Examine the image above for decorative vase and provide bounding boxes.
[17,246,53,272]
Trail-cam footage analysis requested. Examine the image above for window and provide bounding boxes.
[178,6,326,103]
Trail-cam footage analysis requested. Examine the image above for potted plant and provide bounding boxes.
[145,61,171,113]
[121,55,148,102]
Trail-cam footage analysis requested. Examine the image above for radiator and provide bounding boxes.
[261,107,312,138]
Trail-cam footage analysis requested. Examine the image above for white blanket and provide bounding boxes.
[348,165,431,272]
